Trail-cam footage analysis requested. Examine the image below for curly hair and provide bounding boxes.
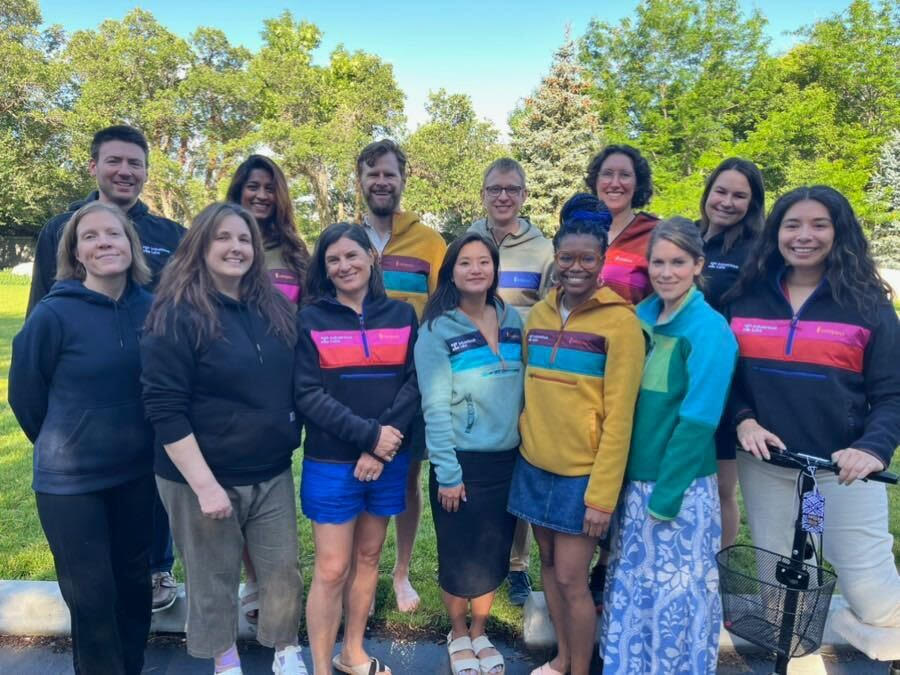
[554,193,612,252]
[145,202,296,348]
[723,186,893,316]
[226,155,310,286]
[584,144,653,208]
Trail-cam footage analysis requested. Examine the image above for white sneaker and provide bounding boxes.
[273,645,308,675]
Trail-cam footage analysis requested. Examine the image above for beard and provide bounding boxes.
[365,189,400,217]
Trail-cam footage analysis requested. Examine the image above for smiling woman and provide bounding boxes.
[8,201,155,675]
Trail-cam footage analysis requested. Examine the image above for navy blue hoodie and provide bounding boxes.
[9,280,154,495]
[27,192,186,316]
[726,268,900,467]
[296,293,419,464]
[141,295,300,486]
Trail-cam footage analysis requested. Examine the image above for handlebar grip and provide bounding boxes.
[866,470,898,485]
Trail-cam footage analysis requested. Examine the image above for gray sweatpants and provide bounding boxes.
[157,469,303,658]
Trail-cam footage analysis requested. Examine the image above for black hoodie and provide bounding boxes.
[295,293,420,464]
[9,280,155,495]
[141,295,300,486]
[26,192,186,316]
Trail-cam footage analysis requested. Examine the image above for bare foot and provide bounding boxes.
[393,575,420,613]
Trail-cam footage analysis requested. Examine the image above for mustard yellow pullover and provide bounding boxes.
[367,211,447,320]
[519,286,645,512]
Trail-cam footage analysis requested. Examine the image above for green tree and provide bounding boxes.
[870,129,900,265]
[404,90,503,238]
[0,0,73,232]
[510,35,603,231]
[580,0,772,218]
[249,11,405,231]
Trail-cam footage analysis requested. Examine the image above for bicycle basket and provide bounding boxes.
[717,544,837,658]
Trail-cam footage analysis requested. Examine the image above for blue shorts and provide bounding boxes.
[300,452,410,524]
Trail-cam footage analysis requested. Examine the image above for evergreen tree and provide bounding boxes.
[870,129,900,266]
[509,33,603,232]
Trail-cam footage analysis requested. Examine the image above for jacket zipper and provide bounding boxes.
[358,311,370,358]
[549,301,590,365]
[781,276,824,357]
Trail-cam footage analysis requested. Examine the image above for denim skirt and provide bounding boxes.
[507,455,590,535]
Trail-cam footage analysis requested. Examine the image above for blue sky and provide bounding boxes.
[38,1,854,135]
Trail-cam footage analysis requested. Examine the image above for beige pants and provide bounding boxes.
[157,469,303,658]
[737,452,900,629]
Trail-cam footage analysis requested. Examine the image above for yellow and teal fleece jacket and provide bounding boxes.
[626,287,738,520]
[519,287,645,512]
[368,211,447,320]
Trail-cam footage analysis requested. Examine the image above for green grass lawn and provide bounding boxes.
[1,275,897,639]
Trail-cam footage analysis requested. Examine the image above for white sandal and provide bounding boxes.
[471,635,504,674]
[447,631,480,675]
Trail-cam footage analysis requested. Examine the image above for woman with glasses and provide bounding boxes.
[508,194,645,675]
[585,144,659,306]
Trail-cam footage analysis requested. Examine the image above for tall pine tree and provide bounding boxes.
[510,33,603,232]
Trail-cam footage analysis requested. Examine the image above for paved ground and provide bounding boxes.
[0,636,894,674]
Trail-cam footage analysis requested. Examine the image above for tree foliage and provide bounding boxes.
[509,35,603,232]
[404,90,503,238]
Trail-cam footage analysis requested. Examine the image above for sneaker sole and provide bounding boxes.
[151,594,177,613]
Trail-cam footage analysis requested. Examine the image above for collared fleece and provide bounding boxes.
[415,300,524,487]
[600,212,660,305]
[467,218,555,319]
[519,286,645,512]
[361,211,447,320]
[626,287,738,520]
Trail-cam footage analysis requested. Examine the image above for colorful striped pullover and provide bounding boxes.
[467,218,555,319]
[726,268,900,468]
[414,300,524,487]
[295,293,420,464]
[519,287,645,512]
[362,211,447,320]
[626,287,738,520]
[600,212,660,305]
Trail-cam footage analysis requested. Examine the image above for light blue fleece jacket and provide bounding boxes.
[414,300,525,486]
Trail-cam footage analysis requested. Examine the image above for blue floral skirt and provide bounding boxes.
[600,475,722,674]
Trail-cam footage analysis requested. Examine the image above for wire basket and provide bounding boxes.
[717,544,837,659]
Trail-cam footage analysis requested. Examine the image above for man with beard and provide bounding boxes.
[356,139,446,613]
[27,125,185,616]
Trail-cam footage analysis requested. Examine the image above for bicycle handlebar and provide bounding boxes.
[759,448,898,485]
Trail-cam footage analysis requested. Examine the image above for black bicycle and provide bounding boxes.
[716,449,898,675]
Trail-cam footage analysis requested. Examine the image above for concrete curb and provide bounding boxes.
[523,591,855,654]
[0,580,257,640]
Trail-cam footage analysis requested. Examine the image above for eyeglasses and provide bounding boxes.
[484,185,524,197]
[555,251,603,271]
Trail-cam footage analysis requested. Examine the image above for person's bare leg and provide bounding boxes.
[443,590,478,675]
[240,545,258,622]
[552,532,599,675]
[469,591,502,674]
[392,459,422,612]
[306,521,355,674]
[532,525,570,674]
[718,459,740,548]
[341,513,390,668]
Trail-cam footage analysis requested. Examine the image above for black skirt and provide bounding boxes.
[429,448,517,598]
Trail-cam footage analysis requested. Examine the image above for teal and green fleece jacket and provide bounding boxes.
[626,287,738,520]
[414,300,524,487]
[467,218,555,319]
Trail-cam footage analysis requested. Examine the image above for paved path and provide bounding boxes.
[0,636,892,674]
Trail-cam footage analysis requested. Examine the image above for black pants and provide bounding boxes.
[35,475,154,675]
